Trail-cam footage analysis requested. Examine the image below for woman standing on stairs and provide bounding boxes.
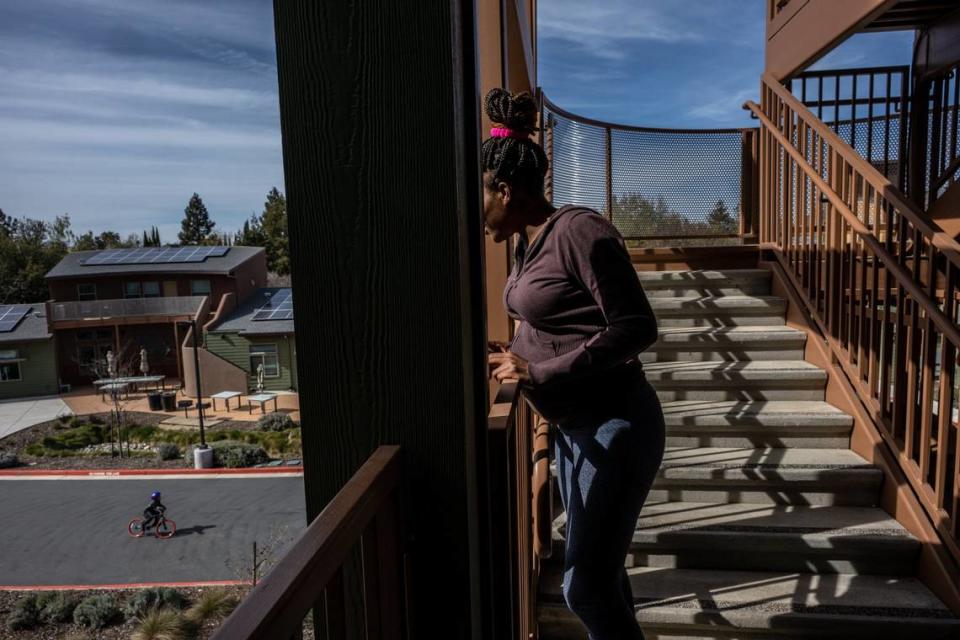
[485,88,665,640]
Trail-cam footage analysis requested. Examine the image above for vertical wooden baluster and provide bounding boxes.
[826,149,838,336]
[904,227,924,462]
[375,493,402,640]
[798,120,808,282]
[892,212,909,446]
[935,262,957,513]
[880,200,896,419]
[867,189,882,398]
[857,179,870,382]
[325,567,347,640]
[816,135,826,315]
[361,523,382,640]
[783,105,793,256]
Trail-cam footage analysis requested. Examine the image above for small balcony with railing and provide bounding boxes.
[46,296,208,328]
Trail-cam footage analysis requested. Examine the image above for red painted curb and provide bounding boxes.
[0,580,250,591]
[0,467,303,477]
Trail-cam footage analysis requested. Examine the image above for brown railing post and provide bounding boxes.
[604,126,613,221]
[740,128,759,242]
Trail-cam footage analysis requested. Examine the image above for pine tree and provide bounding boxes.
[142,226,161,247]
[234,215,267,247]
[708,199,735,232]
[260,187,290,275]
[178,193,216,245]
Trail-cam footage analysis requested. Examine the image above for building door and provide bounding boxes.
[162,281,178,297]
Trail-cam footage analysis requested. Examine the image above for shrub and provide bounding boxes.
[37,591,77,624]
[40,424,107,451]
[68,415,85,428]
[156,443,181,461]
[87,414,105,425]
[124,587,189,621]
[0,451,19,469]
[73,594,122,629]
[210,440,269,468]
[131,608,191,640]
[256,412,296,432]
[5,594,39,631]
[184,589,238,625]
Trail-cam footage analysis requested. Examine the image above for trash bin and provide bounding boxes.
[161,392,177,412]
[147,392,163,411]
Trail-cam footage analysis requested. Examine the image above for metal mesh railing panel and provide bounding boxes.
[544,99,751,243]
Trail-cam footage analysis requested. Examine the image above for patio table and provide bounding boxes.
[246,393,279,415]
[211,391,243,412]
[100,383,129,401]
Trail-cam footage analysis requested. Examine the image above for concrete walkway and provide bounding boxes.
[0,396,72,441]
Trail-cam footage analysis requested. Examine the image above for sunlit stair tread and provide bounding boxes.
[539,567,960,639]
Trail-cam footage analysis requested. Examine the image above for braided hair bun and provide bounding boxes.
[485,88,538,135]
[482,88,548,192]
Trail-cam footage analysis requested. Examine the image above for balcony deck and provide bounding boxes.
[48,296,207,328]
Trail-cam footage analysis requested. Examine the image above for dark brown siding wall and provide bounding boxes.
[274,0,489,637]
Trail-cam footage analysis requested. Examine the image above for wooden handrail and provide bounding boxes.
[487,380,551,639]
[212,446,402,640]
[745,99,960,349]
[757,72,960,264]
[751,71,960,565]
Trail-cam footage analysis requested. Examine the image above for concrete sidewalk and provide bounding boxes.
[0,396,72,441]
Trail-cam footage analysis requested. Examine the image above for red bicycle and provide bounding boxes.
[127,514,177,539]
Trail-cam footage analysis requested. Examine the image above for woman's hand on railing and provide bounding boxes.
[489,350,531,384]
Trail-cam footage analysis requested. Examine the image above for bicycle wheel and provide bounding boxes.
[128,518,145,538]
[155,518,176,539]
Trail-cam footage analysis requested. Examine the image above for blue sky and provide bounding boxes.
[0,0,281,242]
[539,0,914,127]
[0,1,916,239]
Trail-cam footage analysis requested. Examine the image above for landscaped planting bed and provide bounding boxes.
[0,412,302,470]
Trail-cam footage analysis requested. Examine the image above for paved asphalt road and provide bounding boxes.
[0,476,306,586]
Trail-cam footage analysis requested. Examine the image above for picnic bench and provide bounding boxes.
[247,392,279,415]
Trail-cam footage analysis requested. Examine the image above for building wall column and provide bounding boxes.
[273,0,489,637]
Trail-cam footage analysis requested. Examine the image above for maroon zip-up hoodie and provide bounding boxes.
[504,205,659,423]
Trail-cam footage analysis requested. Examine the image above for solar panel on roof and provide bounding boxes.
[0,305,31,333]
[251,290,294,322]
[81,246,230,266]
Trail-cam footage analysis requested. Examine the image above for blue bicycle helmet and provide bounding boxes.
[151,491,161,500]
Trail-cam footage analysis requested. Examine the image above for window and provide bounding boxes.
[142,281,161,298]
[77,283,97,301]
[249,344,280,378]
[124,282,141,298]
[0,362,21,382]
[0,351,21,382]
[191,280,212,296]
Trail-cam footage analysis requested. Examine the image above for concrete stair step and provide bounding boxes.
[643,326,807,362]
[645,361,827,401]
[661,400,852,448]
[539,567,960,639]
[552,502,918,576]
[639,269,772,298]
[651,296,786,328]
[649,447,881,506]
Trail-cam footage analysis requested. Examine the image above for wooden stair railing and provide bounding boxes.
[211,446,403,640]
[745,72,960,564]
[488,381,552,640]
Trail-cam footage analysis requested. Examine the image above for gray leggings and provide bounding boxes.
[554,380,665,640]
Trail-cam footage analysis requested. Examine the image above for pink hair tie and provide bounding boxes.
[490,127,529,140]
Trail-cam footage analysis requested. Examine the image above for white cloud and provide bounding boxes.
[539,0,702,59]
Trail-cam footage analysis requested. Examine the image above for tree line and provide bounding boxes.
[0,188,291,304]
[611,192,738,237]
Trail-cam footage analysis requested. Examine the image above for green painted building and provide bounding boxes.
[205,288,297,392]
[0,305,59,401]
